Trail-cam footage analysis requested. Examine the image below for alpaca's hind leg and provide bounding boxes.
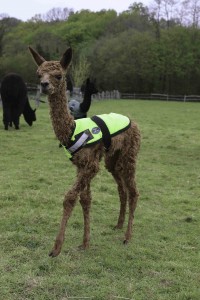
[124,177,139,244]
[79,183,91,249]
[105,154,128,229]
[106,149,139,244]
[112,173,127,229]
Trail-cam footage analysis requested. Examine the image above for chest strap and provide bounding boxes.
[63,129,93,159]
[91,115,111,151]
[67,129,91,154]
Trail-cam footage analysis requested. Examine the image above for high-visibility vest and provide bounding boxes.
[63,113,131,159]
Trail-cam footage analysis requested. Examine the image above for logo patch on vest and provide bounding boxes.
[92,127,101,134]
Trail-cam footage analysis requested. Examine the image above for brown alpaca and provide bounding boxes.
[29,46,141,257]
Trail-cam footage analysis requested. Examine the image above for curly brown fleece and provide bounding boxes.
[29,46,141,257]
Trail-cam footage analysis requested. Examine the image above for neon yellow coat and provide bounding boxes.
[63,113,130,159]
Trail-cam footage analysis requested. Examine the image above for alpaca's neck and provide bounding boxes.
[48,88,75,146]
[80,89,92,113]
[83,89,92,101]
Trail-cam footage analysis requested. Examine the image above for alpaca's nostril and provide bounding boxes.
[41,82,49,88]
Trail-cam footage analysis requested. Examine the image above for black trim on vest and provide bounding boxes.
[91,115,111,151]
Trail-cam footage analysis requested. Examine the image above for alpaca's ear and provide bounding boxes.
[60,47,72,70]
[28,46,46,66]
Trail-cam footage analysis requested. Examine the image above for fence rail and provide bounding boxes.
[120,93,200,102]
[20,85,200,102]
[1,82,200,104]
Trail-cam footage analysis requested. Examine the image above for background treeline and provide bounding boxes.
[1,0,200,94]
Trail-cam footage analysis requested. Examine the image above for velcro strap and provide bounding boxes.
[68,131,90,153]
[63,129,93,159]
[91,115,111,150]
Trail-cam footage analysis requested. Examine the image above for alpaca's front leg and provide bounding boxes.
[49,161,99,257]
[49,189,78,257]
[79,184,91,249]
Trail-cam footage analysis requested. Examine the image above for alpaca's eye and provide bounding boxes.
[37,74,41,79]
[55,75,62,80]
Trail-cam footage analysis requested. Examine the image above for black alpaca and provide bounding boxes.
[68,78,98,119]
[0,73,36,130]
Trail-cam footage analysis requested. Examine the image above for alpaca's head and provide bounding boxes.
[37,61,66,95]
[23,97,36,126]
[29,47,72,96]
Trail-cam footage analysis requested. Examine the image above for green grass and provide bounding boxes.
[0,99,200,300]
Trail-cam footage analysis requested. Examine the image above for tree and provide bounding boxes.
[88,29,156,93]
[109,2,151,34]
[184,0,200,27]
[72,55,91,86]
[128,2,149,15]
[30,7,74,23]
[0,17,21,56]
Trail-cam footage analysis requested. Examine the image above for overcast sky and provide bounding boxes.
[1,0,152,21]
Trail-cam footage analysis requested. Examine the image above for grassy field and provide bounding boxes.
[0,99,199,300]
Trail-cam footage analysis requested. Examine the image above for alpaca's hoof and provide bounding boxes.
[49,245,61,257]
[49,239,63,257]
[78,243,89,250]
[78,245,85,251]
[123,239,129,245]
[49,249,60,257]
[114,224,123,230]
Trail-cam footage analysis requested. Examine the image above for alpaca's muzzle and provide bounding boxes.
[40,82,49,94]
